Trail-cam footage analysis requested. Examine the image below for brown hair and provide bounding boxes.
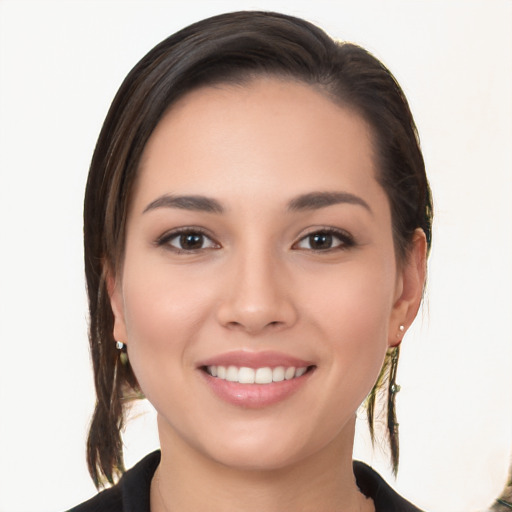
[83,10,433,487]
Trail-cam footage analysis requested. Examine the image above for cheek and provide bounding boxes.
[119,258,216,388]
[302,260,395,384]
[307,258,395,329]
[122,247,215,332]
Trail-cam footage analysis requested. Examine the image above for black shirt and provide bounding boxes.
[68,451,423,512]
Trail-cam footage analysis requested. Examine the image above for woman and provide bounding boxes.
[72,11,432,511]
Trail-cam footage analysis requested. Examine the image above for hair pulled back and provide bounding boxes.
[84,10,433,487]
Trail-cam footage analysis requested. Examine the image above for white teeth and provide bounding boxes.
[255,367,273,384]
[295,367,307,377]
[217,366,226,379]
[238,367,255,384]
[272,366,285,382]
[226,366,238,382]
[285,366,296,380]
[206,365,309,384]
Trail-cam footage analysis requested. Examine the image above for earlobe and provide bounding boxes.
[106,268,128,344]
[388,229,427,347]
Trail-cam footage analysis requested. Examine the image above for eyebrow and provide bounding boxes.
[143,194,224,214]
[142,191,371,215]
[287,191,372,214]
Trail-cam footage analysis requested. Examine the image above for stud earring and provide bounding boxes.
[396,324,405,339]
[116,341,128,365]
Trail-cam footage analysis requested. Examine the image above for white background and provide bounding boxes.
[0,1,511,511]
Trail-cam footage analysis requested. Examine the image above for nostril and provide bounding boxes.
[226,321,243,330]
[224,320,283,332]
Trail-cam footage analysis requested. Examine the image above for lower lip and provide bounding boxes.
[200,369,313,408]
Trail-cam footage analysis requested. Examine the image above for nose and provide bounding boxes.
[216,247,298,334]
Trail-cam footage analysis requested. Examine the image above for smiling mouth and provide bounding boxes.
[203,365,315,384]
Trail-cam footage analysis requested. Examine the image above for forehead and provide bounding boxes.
[134,77,382,212]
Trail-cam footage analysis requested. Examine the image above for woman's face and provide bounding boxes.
[110,78,422,470]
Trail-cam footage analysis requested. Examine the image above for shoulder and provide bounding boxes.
[66,451,161,512]
[353,461,424,512]
[66,485,122,512]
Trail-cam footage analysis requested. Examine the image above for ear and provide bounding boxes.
[388,229,427,347]
[106,267,128,344]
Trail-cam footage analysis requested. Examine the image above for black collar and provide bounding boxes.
[69,450,424,512]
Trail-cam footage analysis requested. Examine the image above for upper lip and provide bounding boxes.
[198,350,314,369]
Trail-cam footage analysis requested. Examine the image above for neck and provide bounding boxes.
[150,416,373,512]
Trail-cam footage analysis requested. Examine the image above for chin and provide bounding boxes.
[204,437,311,472]
[182,413,351,474]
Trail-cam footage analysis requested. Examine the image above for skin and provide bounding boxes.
[109,77,426,512]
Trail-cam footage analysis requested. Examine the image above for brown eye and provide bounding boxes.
[294,229,353,251]
[308,233,334,250]
[177,233,205,250]
[159,229,219,252]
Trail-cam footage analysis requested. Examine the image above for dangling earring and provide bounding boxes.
[116,341,128,365]
[388,344,401,476]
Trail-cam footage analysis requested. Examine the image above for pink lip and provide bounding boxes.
[197,350,315,409]
[200,371,314,408]
[198,350,313,369]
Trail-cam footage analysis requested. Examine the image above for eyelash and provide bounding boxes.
[293,227,355,252]
[155,227,219,253]
[155,227,355,254]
